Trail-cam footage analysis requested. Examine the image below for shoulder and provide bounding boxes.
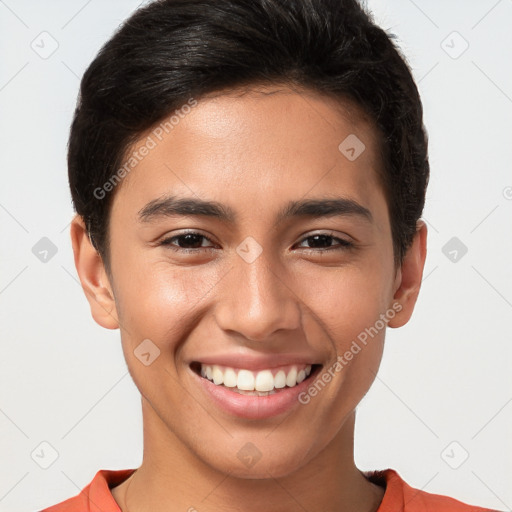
[364,468,500,512]
[39,468,136,512]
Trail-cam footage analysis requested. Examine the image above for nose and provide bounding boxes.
[214,250,302,342]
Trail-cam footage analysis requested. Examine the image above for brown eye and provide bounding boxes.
[296,234,353,251]
[159,232,216,251]
[173,233,205,248]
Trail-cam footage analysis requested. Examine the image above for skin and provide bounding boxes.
[71,83,427,512]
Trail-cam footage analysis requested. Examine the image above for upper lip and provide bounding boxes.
[190,353,322,372]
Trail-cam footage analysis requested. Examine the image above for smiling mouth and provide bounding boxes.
[190,362,322,396]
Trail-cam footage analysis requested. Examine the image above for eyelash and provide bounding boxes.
[158,231,354,253]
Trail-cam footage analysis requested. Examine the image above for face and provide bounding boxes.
[77,84,419,479]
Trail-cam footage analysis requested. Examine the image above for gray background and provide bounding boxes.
[0,0,511,510]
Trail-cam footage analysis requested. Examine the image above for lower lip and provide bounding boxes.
[192,368,319,420]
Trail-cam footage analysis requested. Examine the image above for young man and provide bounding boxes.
[41,0,498,511]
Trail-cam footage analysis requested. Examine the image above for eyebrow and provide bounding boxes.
[138,195,372,224]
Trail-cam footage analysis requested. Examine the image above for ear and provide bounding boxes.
[387,220,427,328]
[70,215,119,329]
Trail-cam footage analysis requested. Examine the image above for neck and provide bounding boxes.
[114,400,384,512]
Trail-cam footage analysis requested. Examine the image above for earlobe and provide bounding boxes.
[387,220,428,328]
[70,215,120,330]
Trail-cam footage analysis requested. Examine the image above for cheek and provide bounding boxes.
[307,260,392,334]
[298,271,389,419]
[304,260,392,384]
[114,259,225,339]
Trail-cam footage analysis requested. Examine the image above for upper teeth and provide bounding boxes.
[200,364,312,392]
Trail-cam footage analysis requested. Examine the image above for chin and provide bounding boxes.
[203,441,313,480]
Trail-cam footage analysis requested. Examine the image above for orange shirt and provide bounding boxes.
[40,467,499,512]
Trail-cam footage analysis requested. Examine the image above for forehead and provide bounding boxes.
[159,84,380,168]
[114,84,387,227]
